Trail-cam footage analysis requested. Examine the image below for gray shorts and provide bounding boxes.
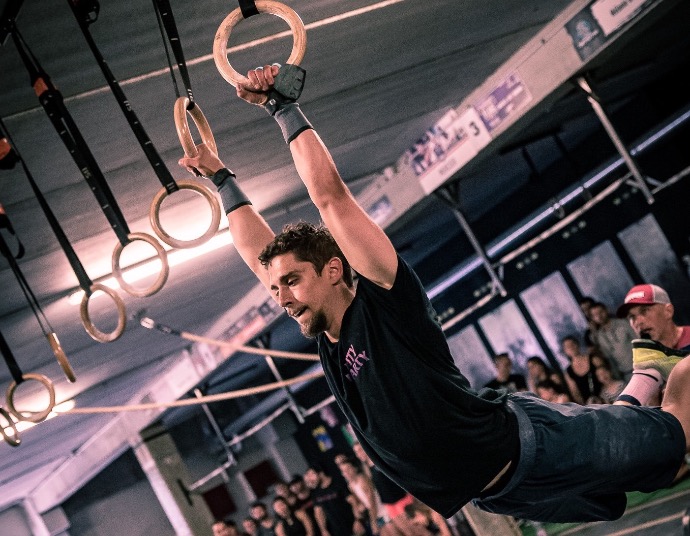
[473,392,686,523]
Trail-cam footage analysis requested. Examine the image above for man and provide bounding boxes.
[303,466,362,536]
[213,519,240,536]
[179,64,690,523]
[483,353,528,393]
[248,502,276,536]
[589,301,637,381]
[615,284,690,406]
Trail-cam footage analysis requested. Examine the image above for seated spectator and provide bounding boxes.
[249,501,276,536]
[288,474,321,536]
[213,519,240,536]
[273,480,299,509]
[483,353,527,393]
[273,495,315,536]
[242,517,258,536]
[578,296,597,353]
[594,358,625,404]
[536,378,571,404]
[403,499,453,536]
[589,301,636,381]
[304,465,363,536]
[561,335,601,404]
[525,356,553,393]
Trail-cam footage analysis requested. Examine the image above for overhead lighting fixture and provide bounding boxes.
[68,229,233,305]
[2,399,76,437]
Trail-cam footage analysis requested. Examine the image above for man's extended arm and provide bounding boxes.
[237,65,399,289]
[178,143,274,290]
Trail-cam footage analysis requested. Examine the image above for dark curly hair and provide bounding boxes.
[258,221,354,287]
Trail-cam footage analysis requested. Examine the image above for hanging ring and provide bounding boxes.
[112,232,169,297]
[0,407,20,447]
[213,0,306,87]
[46,332,76,383]
[174,97,217,156]
[80,283,127,343]
[150,179,222,249]
[149,98,223,249]
[6,373,56,423]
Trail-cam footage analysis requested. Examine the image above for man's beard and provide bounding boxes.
[300,309,328,338]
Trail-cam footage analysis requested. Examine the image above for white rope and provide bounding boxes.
[60,370,325,414]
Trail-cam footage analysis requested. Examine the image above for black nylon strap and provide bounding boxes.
[152,0,194,102]
[68,0,179,195]
[11,28,131,245]
[239,0,259,18]
[0,204,24,259]
[0,329,24,385]
[0,118,94,294]
[0,221,54,334]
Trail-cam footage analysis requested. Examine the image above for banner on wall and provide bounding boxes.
[565,0,652,61]
[406,107,492,195]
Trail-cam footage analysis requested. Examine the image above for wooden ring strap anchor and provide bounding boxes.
[6,373,56,423]
[149,98,222,249]
[213,0,307,87]
[80,283,127,343]
[46,332,76,383]
[111,232,169,298]
[0,407,20,447]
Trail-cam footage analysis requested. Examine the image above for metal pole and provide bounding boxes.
[436,186,507,297]
[255,337,306,424]
[575,76,655,204]
[193,388,236,472]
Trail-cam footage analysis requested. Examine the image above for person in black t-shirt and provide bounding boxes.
[484,353,528,393]
[180,65,690,524]
[304,467,363,536]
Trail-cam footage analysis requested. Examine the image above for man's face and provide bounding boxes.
[589,305,608,326]
[268,252,333,338]
[250,505,267,521]
[303,469,320,489]
[627,303,673,339]
[212,523,233,536]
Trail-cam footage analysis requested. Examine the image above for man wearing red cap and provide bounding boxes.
[615,284,690,407]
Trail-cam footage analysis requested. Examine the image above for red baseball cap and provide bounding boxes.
[616,284,671,318]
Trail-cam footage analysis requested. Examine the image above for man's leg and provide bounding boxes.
[661,355,690,451]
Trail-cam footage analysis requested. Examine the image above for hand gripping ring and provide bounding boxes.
[112,232,169,297]
[6,373,56,423]
[46,332,76,383]
[213,0,306,87]
[80,283,127,343]
[149,98,223,249]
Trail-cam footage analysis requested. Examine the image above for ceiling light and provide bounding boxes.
[68,229,233,305]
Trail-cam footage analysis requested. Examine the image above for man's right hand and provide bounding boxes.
[236,64,280,106]
[178,143,225,178]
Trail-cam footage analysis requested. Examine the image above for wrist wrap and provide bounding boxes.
[211,168,251,214]
[272,102,313,144]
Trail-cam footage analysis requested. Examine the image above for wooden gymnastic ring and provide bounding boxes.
[80,283,127,343]
[46,332,76,383]
[6,373,56,423]
[174,97,218,156]
[112,232,169,297]
[0,407,20,447]
[150,178,222,249]
[213,0,306,87]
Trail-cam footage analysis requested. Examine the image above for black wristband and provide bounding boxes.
[211,168,252,214]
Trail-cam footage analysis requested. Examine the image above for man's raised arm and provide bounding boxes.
[237,65,398,290]
[178,143,274,290]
